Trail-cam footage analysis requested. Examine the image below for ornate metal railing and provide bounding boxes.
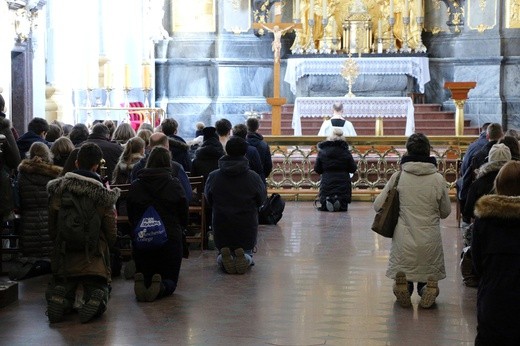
[263,135,477,194]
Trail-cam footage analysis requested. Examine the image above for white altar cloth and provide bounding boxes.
[292,96,415,136]
[285,57,430,94]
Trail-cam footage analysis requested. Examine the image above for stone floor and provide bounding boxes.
[0,201,477,345]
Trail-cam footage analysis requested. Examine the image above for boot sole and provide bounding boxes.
[134,273,148,302]
[234,248,250,275]
[48,286,67,323]
[80,289,105,323]
[145,274,162,302]
[419,278,438,308]
[393,272,412,308]
[221,247,236,274]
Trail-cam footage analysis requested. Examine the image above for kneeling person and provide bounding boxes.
[205,136,266,274]
[46,143,120,323]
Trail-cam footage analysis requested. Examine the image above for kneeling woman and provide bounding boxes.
[127,146,188,302]
[314,128,357,211]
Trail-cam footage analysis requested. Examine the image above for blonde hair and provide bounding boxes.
[28,142,53,163]
[327,128,345,141]
[495,161,520,196]
[120,136,145,163]
[137,129,152,148]
[112,123,136,144]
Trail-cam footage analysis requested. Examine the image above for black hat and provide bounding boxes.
[225,136,248,157]
[202,126,217,142]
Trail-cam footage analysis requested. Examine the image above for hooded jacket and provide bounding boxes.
[246,132,273,180]
[0,117,21,170]
[314,140,357,204]
[205,155,265,250]
[472,195,520,345]
[191,137,225,180]
[374,158,451,282]
[168,135,191,172]
[16,131,50,161]
[47,171,119,280]
[17,158,62,258]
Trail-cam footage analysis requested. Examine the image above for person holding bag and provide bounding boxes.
[373,133,451,308]
[127,146,189,302]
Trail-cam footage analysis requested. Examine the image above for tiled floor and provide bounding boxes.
[0,201,477,345]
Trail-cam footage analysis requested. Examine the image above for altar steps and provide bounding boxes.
[259,103,480,136]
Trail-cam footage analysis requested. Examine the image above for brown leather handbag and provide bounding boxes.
[371,172,401,238]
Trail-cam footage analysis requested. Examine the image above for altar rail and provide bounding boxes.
[263,136,478,201]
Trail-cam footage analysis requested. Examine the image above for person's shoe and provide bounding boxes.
[419,277,439,308]
[207,231,215,250]
[234,248,250,275]
[134,273,148,302]
[145,274,162,302]
[47,286,67,323]
[326,199,335,212]
[124,259,136,280]
[220,247,236,274]
[393,272,412,308]
[79,289,105,323]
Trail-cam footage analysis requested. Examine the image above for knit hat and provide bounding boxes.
[225,136,248,157]
[488,143,511,162]
[202,126,217,142]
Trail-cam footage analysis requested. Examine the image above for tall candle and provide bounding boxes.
[378,18,382,38]
[322,0,327,17]
[142,63,150,89]
[124,64,130,89]
[309,0,314,18]
[295,0,300,19]
[389,0,394,18]
[416,0,422,16]
[404,0,409,17]
[104,63,112,89]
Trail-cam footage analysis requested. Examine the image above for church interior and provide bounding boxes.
[1,0,519,344]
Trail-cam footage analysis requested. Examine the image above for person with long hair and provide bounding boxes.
[472,161,520,344]
[50,136,75,167]
[112,123,136,145]
[111,137,145,185]
[126,146,188,302]
[374,133,451,308]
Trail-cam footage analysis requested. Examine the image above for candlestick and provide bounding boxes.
[386,17,397,53]
[399,16,412,53]
[124,64,130,90]
[389,0,394,18]
[309,0,314,18]
[378,18,382,38]
[414,16,427,53]
[304,19,317,54]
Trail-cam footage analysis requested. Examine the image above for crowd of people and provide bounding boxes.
[1,95,520,341]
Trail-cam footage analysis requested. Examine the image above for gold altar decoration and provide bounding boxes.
[341,53,359,97]
[293,0,425,54]
[506,0,520,28]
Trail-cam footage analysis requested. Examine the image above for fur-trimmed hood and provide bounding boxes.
[475,194,520,219]
[116,153,144,171]
[47,172,120,207]
[476,160,507,179]
[18,158,62,178]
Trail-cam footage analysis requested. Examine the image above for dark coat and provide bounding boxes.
[16,131,50,160]
[247,132,273,181]
[314,140,357,204]
[47,171,119,280]
[0,117,21,170]
[205,156,266,251]
[472,194,520,345]
[17,159,62,258]
[246,145,264,182]
[462,161,506,220]
[459,140,497,201]
[61,134,124,182]
[168,135,191,172]
[127,168,188,282]
[191,137,224,180]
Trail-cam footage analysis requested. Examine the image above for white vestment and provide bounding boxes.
[318,117,357,137]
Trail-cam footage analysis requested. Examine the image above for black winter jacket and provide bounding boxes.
[247,132,273,181]
[191,137,224,180]
[314,140,357,204]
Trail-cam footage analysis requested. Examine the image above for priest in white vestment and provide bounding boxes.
[318,102,357,137]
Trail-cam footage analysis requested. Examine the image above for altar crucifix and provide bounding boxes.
[253,1,301,135]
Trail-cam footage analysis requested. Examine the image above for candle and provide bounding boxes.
[124,64,130,89]
[295,0,300,19]
[142,63,150,89]
[378,18,382,38]
[332,17,337,37]
[309,0,314,18]
[404,0,409,17]
[104,63,112,89]
[389,0,394,18]
[416,0,422,16]
[322,0,327,17]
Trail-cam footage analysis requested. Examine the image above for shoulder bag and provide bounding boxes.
[371,172,401,238]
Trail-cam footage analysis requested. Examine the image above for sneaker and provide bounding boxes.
[47,286,67,323]
[419,277,439,308]
[124,259,136,280]
[326,200,335,212]
[207,231,215,250]
[146,274,162,302]
[333,199,341,211]
[79,289,105,323]
[393,272,412,308]
[134,273,148,302]
[220,247,236,274]
[234,248,250,275]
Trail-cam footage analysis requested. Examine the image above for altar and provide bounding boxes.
[292,96,415,136]
[284,57,430,98]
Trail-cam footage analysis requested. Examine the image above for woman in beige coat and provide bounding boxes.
[374,133,451,308]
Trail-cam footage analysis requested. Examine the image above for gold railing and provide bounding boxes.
[263,135,478,198]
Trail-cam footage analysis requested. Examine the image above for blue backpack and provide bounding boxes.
[132,206,168,250]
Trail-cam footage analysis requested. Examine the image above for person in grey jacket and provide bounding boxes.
[374,133,451,309]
